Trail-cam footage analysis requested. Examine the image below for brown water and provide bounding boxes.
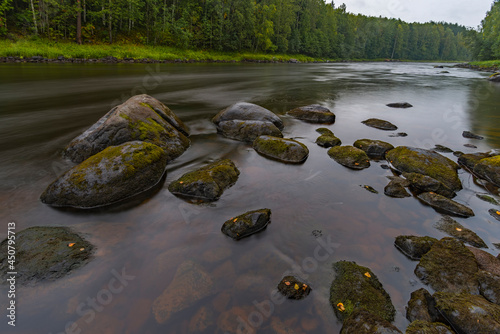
[1,62,500,334]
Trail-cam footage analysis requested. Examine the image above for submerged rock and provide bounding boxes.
[477,193,500,205]
[361,185,378,194]
[394,236,437,261]
[340,309,402,334]
[434,216,487,248]
[212,102,283,130]
[64,94,190,163]
[330,261,396,322]
[489,209,500,221]
[463,130,484,140]
[405,320,454,334]
[328,146,370,170]
[287,104,336,124]
[253,135,309,163]
[168,159,240,202]
[474,155,500,187]
[406,288,440,323]
[385,180,411,198]
[433,145,454,153]
[387,102,413,108]
[152,261,215,324]
[0,226,93,285]
[277,276,312,300]
[417,192,474,217]
[415,237,479,294]
[362,118,398,131]
[434,292,500,333]
[41,141,167,208]
[216,120,282,142]
[458,152,492,170]
[353,139,394,159]
[389,132,408,137]
[403,173,455,198]
[221,209,271,240]
[386,146,462,191]
[478,270,500,305]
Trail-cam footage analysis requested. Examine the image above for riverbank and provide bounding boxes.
[455,60,500,72]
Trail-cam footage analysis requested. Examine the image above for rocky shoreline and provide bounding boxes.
[454,62,500,73]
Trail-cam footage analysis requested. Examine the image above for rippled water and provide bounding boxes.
[1,62,500,333]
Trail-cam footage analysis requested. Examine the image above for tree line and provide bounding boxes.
[469,0,500,60]
[0,0,472,60]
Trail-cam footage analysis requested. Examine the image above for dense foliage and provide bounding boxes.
[470,0,500,60]
[0,0,472,60]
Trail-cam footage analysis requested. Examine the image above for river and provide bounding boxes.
[1,62,500,333]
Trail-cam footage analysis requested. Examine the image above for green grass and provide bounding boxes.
[0,38,324,62]
[469,60,500,69]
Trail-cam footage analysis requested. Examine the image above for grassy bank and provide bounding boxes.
[469,60,500,70]
[0,38,324,62]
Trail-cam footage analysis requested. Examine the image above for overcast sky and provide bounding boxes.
[337,0,494,28]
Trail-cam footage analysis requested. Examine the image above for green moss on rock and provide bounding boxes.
[328,145,370,170]
[362,118,398,131]
[434,216,487,248]
[395,236,437,261]
[353,139,394,159]
[339,309,402,334]
[221,209,271,240]
[405,320,454,334]
[417,192,474,217]
[316,134,341,148]
[474,155,500,187]
[253,136,309,163]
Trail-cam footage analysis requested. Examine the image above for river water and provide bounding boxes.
[1,62,500,333]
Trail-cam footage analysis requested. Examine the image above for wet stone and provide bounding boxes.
[434,216,487,248]
[458,152,492,170]
[361,185,378,194]
[277,276,312,300]
[489,209,500,222]
[476,194,499,205]
[253,136,309,164]
[385,180,411,198]
[394,235,437,261]
[405,320,454,334]
[463,130,484,140]
[328,146,371,170]
[403,172,456,198]
[478,270,500,305]
[353,139,394,159]
[406,288,440,323]
[362,118,398,131]
[433,145,454,153]
[387,102,413,108]
[221,209,271,240]
[339,309,402,334]
[287,104,336,124]
[417,192,474,217]
[474,155,500,188]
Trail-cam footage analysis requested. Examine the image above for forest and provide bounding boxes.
[470,0,500,60]
[0,0,476,60]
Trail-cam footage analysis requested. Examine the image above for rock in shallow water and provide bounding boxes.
[434,216,486,248]
[463,130,484,140]
[221,209,271,240]
[362,118,398,131]
[328,146,370,170]
[340,309,402,334]
[64,94,190,163]
[212,102,284,130]
[417,192,474,217]
[277,275,312,300]
[394,236,437,261]
[458,152,492,170]
[168,159,240,202]
[384,180,411,198]
[404,172,456,198]
[41,141,167,208]
[253,135,309,163]
[0,226,93,285]
[406,288,440,323]
[287,104,336,124]
[387,102,413,108]
[474,155,500,187]
[353,139,394,159]
[405,320,454,334]
[216,120,282,142]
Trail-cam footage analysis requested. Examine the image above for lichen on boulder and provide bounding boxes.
[328,146,371,170]
[474,155,500,187]
[362,118,398,131]
[386,146,462,191]
[394,236,437,261]
[0,226,93,285]
[287,104,336,124]
[417,192,474,217]
[168,159,240,202]
[353,139,394,159]
[277,275,312,300]
[41,141,167,208]
[64,94,190,163]
[221,209,271,240]
[330,261,396,322]
[253,135,309,163]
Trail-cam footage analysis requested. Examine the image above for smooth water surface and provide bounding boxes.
[1,62,500,334]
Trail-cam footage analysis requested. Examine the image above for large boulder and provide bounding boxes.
[340,309,402,334]
[0,226,93,285]
[415,237,479,294]
[434,216,486,248]
[434,292,500,333]
[287,104,336,124]
[328,146,371,170]
[386,147,462,191]
[215,120,282,142]
[353,139,394,159]
[212,102,284,130]
[417,192,474,217]
[221,209,271,240]
[64,94,190,163]
[474,155,500,187]
[394,236,437,261]
[41,141,167,208]
[330,261,396,322]
[362,118,398,131]
[168,159,240,202]
[253,136,309,163]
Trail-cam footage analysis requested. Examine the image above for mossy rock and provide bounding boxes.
[277,275,312,300]
[474,155,500,187]
[458,152,492,170]
[0,226,93,285]
[403,173,455,198]
[386,146,462,191]
[216,120,282,142]
[316,134,342,148]
[330,261,396,322]
[253,136,309,163]
[287,104,336,124]
[64,94,190,163]
[212,102,283,130]
[406,288,441,323]
[41,141,167,208]
[477,193,500,205]
[339,309,402,334]
[415,237,479,294]
[168,159,240,202]
[328,146,370,170]
[362,118,398,131]
[466,246,500,277]
[405,320,454,334]
[417,192,474,217]
[478,270,500,305]
[316,127,334,136]
[434,291,500,333]
[385,180,411,198]
[434,216,487,248]
[433,145,454,153]
[489,209,500,221]
[353,139,394,159]
[221,209,271,240]
[394,236,437,261]
[489,73,500,82]
[387,102,413,108]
